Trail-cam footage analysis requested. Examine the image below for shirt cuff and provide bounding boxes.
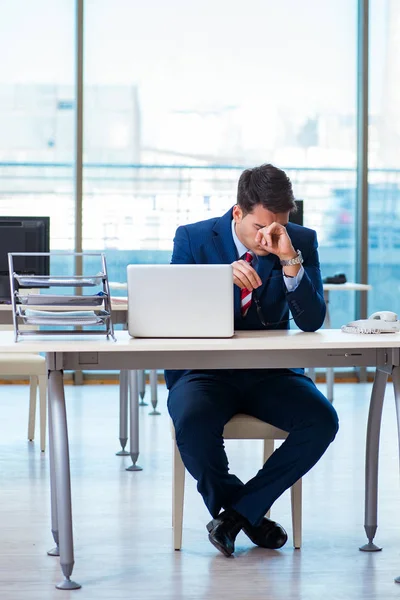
[283,264,305,292]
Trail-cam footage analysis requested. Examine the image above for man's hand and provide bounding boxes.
[232,259,262,290]
[255,222,296,260]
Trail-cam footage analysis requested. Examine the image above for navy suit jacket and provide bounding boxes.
[165,207,326,390]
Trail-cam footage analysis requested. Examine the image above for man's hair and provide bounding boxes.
[237,163,297,215]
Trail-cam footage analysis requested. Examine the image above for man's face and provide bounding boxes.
[233,204,290,255]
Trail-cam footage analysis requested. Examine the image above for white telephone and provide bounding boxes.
[341,311,400,334]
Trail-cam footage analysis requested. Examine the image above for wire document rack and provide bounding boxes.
[8,252,115,342]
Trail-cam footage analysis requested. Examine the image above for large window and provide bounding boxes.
[368,0,400,315]
[5,2,391,328]
[0,0,75,275]
[83,0,358,325]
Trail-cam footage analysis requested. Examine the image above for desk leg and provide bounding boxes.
[47,384,59,557]
[360,367,387,552]
[149,370,161,416]
[391,366,400,442]
[138,370,148,406]
[308,368,316,382]
[326,368,334,403]
[48,367,81,590]
[116,370,129,456]
[122,316,147,408]
[323,289,334,402]
[126,370,143,472]
[392,366,400,583]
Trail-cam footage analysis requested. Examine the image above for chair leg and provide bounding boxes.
[263,439,274,464]
[263,439,274,519]
[291,478,302,549]
[28,375,38,442]
[38,374,47,452]
[172,440,185,551]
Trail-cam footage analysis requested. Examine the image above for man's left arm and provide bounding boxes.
[255,222,326,332]
[283,233,326,332]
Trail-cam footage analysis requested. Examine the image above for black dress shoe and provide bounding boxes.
[206,509,244,557]
[242,516,288,549]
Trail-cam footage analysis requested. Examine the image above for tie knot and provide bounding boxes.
[243,252,253,264]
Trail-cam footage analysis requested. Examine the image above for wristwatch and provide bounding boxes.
[280,249,303,266]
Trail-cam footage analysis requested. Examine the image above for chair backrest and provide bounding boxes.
[289,200,304,226]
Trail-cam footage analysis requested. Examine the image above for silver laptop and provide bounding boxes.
[127,264,234,338]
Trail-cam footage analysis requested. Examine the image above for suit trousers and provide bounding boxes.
[167,369,339,526]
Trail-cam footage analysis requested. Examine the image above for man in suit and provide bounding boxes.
[166,164,339,557]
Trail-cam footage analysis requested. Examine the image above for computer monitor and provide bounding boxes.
[0,216,50,300]
[289,200,304,226]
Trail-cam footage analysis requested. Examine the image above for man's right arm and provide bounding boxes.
[171,225,195,264]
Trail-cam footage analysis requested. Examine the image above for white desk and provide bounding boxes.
[110,281,373,403]
[322,282,372,292]
[323,283,372,334]
[109,281,372,295]
[0,285,374,459]
[0,329,399,588]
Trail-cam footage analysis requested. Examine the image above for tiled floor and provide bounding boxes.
[1,380,400,599]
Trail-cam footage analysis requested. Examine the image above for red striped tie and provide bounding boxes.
[241,252,253,317]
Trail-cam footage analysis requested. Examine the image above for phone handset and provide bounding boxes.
[368,311,398,322]
[341,311,400,334]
